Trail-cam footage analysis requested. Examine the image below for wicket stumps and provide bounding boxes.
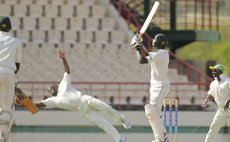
[163,99,178,142]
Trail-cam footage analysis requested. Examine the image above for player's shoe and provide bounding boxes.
[118,136,126,142]
[121,115,132,129]
[151,137,168,142]
[0,132,4,142]
[164,137,169,142]
[151,140,161,142]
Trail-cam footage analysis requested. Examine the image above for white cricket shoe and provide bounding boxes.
[152,140,161,142]
[121,115,132,129]
[164,137,169,142]
[0,136,4,142]
[118,136,126,142]
[152,137,168,142]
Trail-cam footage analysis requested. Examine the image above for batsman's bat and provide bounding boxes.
[15,87,39,114]
[139,1,160,36]
[130,1,159,52]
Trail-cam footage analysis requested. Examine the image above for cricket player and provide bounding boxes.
[0,16,22,142]
[21,50,131,142]
[130,33,170,142]
[202,64,230,142]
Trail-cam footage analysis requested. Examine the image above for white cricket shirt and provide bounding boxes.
[208,73,230,110]
[41,73,82,111]
[0,31,22,75]
[146,49,170,86]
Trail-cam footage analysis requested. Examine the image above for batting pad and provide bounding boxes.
[145,104,165,141]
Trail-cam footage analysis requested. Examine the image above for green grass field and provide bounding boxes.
[177,16,230,74]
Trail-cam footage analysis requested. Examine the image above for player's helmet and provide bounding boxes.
[0,16,12,32]
[152,33,168,49]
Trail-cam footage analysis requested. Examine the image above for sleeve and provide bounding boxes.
[207,83,214,97]
[15,40,22,63]
[146,52,158,63]
[40,97,58,108]
[58,72,71,91]
[228,79,230,89]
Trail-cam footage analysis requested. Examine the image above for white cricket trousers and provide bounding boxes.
[205,109,230,142]
[0,74,15,113]
[0,74,15,134]
[82,96,123,142]
[149,84,170,140]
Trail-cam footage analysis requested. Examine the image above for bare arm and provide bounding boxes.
[59,50,70,74]
[202,95,214,108]
[130,34,149,64]
[15,63,20,74]
[35,102,46,109]
[224,99,230,111]
[136,47,149,64]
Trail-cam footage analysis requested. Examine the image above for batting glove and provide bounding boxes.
[130,33,143,50]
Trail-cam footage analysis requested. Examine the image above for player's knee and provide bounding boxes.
[0,111,12,123]
[144,104,157,118]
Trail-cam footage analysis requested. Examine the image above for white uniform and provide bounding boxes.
[146,49,170,141]
[0,31,22,138]
[205,73,230,142]
[41,73,125,142]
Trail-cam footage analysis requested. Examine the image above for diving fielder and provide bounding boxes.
[16,50,131,142]
[130,33,170,142]
[202,64,230,142]
[0,16,22,142]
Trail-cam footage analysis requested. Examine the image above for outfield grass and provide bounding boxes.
[177,15,230,74]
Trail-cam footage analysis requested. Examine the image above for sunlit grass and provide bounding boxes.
[177,16,230,74]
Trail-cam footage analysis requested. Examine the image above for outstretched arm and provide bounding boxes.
[14,96,46,109]
[59,50,70,74]
[35,102,46,108]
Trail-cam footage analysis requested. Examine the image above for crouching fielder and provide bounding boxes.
[16,50,131,142]
[130,33,170,142]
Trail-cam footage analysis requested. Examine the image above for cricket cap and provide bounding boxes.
[209,64,224,73]
[0,16,12,32]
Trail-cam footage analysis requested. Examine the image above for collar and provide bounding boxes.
[215,73,228,82]
[0,31,11,36]
[149,49,169,53]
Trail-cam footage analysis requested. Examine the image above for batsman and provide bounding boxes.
[130,33,170,142]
